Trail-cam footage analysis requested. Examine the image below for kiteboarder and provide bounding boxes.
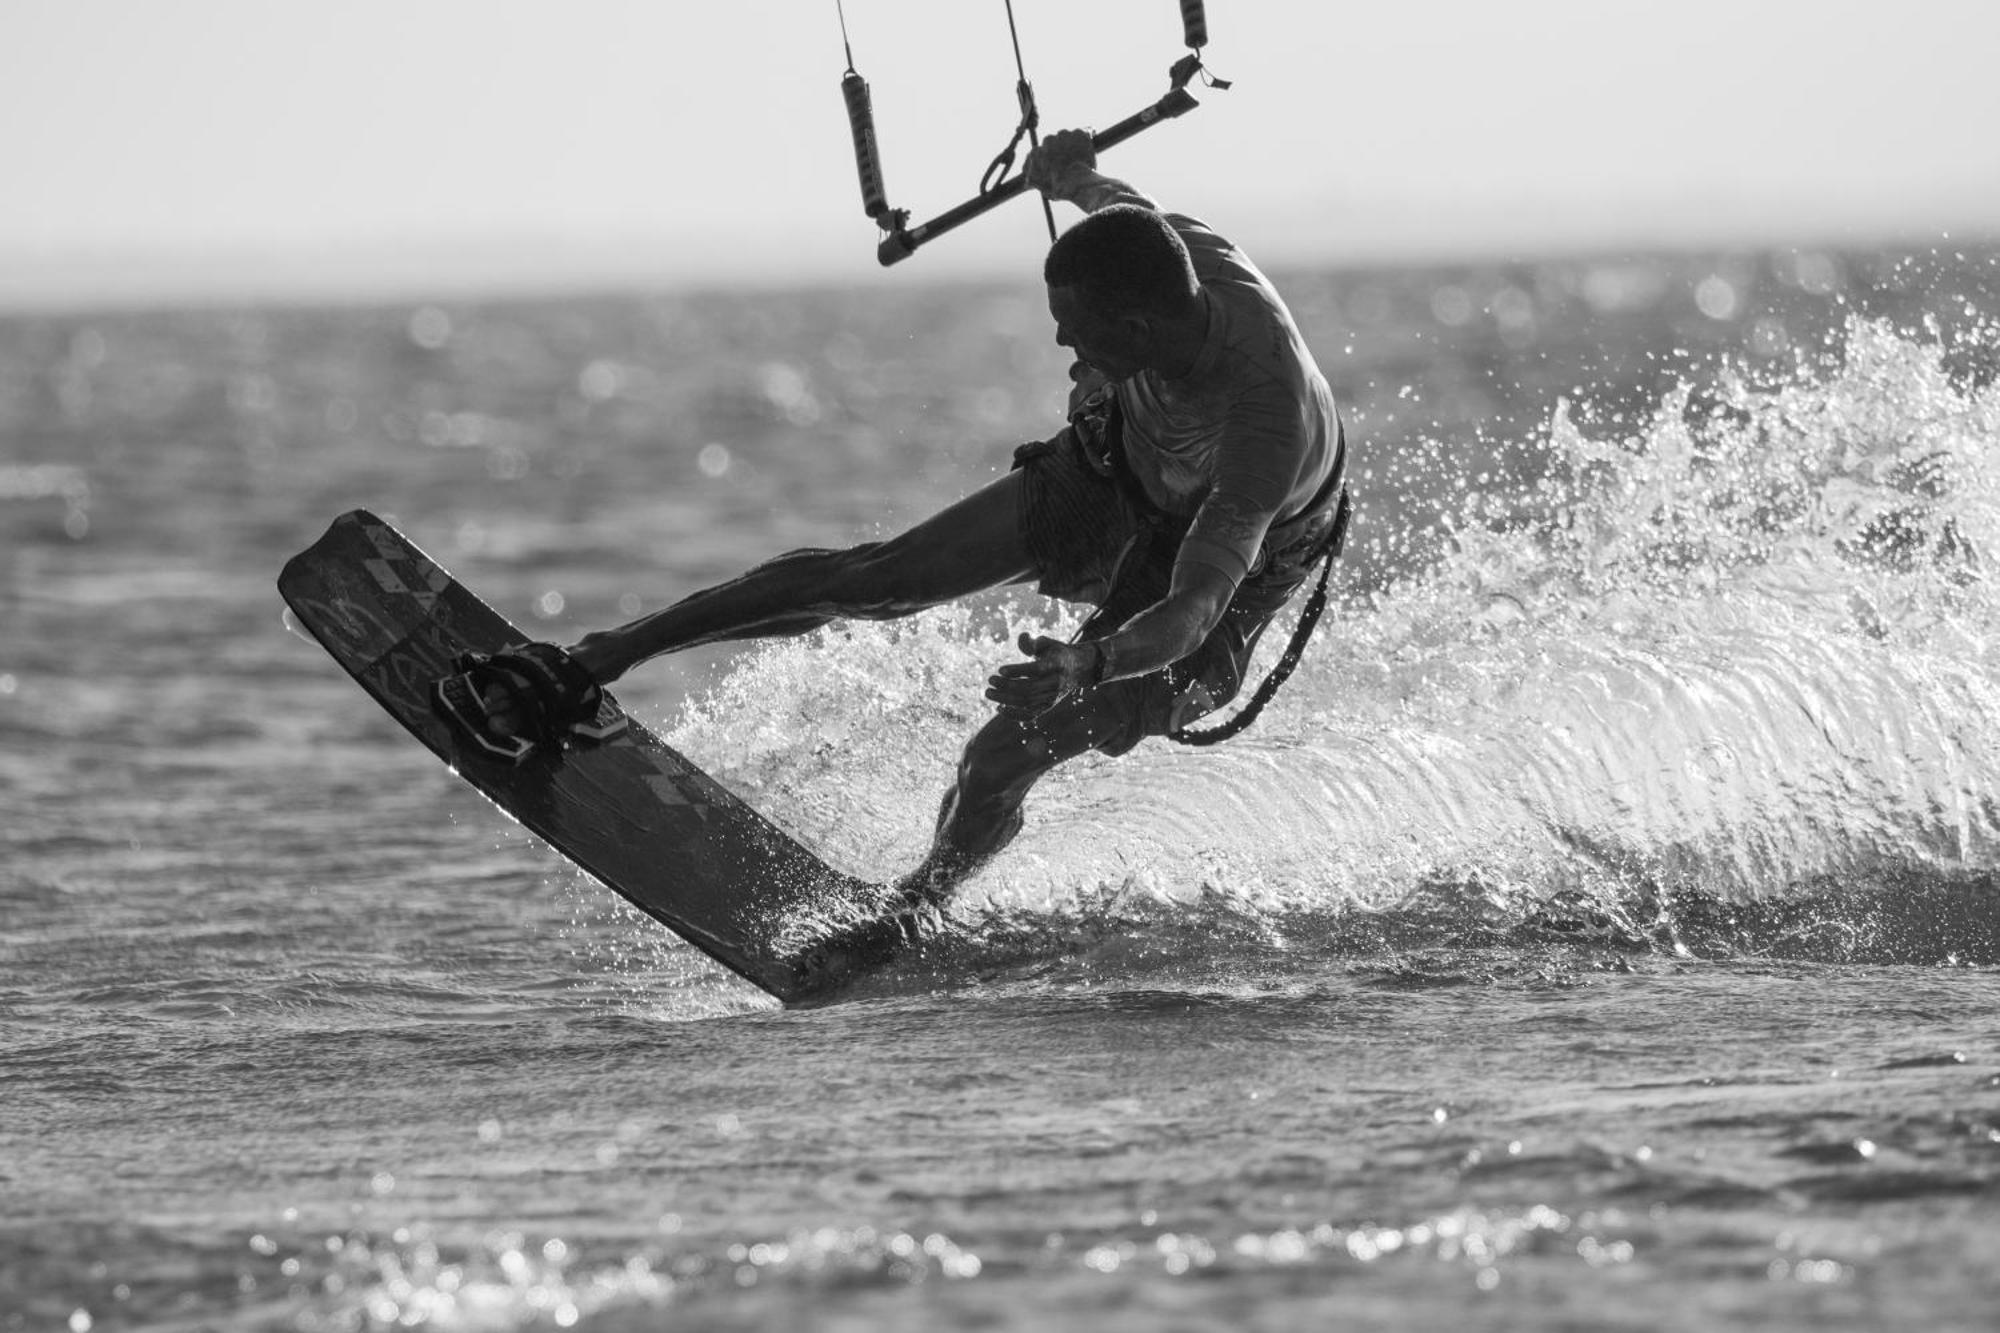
[434,128,1348,959]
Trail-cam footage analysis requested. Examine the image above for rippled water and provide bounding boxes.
[5,248,2000,1330]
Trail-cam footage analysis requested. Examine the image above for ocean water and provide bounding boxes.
[4,245,2000,1332]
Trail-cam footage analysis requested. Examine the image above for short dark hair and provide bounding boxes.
[1043,205,1200,320]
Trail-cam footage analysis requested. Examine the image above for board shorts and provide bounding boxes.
[1009,394,1345,755]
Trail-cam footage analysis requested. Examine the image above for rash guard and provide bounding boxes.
[1071,207,1342,588]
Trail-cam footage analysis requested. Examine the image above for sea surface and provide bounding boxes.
[4,243,2000,1332]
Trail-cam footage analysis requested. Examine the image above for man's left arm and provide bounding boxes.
[985,555,1237,718]
[987,425,1302,715]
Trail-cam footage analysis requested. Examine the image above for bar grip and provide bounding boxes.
[1180,1,1208,49]
[877,85,1199,266]
[841,70,892,221]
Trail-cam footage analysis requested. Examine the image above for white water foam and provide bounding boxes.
[665,321,2000,930]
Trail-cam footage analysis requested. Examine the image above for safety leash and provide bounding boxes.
[981,0,1059,243]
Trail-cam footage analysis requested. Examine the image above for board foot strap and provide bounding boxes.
[431,642,627,764]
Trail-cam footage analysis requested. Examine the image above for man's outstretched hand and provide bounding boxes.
[986,632,1102,718]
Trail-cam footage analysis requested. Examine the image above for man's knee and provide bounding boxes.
[952,687,1140,803]
[929,719,1045,867]
[955,713,1056,794]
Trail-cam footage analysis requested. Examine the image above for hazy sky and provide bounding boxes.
[5,0,1998,306]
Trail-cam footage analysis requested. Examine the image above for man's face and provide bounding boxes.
[1047,284,1150,381]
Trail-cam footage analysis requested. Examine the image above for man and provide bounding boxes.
[436,128,1347,960]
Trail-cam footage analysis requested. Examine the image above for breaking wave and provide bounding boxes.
[665,319,2000,965]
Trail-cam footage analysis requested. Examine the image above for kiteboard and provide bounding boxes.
[276,509,888,1006]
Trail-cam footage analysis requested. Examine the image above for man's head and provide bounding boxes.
[1044,205,1202,380]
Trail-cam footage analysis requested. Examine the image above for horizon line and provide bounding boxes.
[3,216,1996,317]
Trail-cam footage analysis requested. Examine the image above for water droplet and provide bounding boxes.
[70,328,107,368]
[408,306,453,350]
[1694,275,1740,321]
[487,446,530,482]
[579,359,623,402]
[1430,285,1475,327]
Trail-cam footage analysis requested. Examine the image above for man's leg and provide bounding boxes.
[573,470,1035,683]
[894,680,1146,906]
[893,590,1290,910]
[788,695,1103,978]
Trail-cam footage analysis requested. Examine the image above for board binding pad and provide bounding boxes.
[277,509,894,1006]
